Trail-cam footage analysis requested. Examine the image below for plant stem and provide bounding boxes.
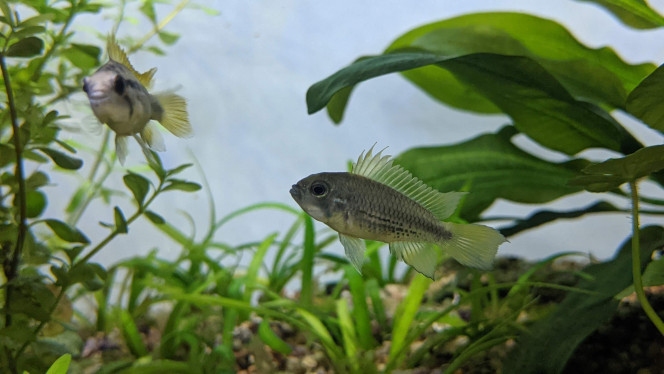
[0,52,27,331]
[128,0,191,54]
[629,181,664,336]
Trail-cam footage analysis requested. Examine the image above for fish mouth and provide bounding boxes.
[86,90,110,101]
[289,184,302,200]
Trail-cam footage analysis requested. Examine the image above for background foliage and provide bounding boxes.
[1,0,663,373]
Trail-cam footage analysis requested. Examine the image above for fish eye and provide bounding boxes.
[113,76,125,95]
[310,182,328,197]
[82,79,89,93]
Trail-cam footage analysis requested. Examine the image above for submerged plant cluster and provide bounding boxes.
[1,1,664,373]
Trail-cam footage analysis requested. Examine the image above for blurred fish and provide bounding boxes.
[83,36,192,164]
[290,146,506,279]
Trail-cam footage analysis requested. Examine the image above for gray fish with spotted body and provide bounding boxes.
[83,36,191,164]
[290,147,506,279]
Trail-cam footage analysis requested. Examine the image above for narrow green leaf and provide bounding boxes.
[123,173,150,205]
[336,298,360,372]
[114,206,128,234]
[44,219,90,243]
[389,274,431,363]
[120,310,148,357]
[397,126,585,221]
[38,147,83,170]
[18,13,55,28]
[300,215,315,305]
[162,179,201,192]
[499,201,621,237]
[66,186,86,213]
[46,353,71,374]
[10,26,45,40]
[505,225,664,374]
[0,2,14,26]
[258,319,292,355]
[144,210,165,224]
[345,266,376,349]
[366,279,388,332]
[166,163,193,177]
[158,31,180,45]
[6,36,43,57]
[577,0,664,29]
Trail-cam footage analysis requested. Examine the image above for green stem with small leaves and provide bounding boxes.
[128,0,191,53]
[629,181,664,336]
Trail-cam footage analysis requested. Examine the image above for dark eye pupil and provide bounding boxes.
[82,80,89,93]
[312,184,327,196]
[114,76,125,94]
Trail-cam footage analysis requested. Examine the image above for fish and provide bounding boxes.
[289,146,506,279]
[82,36,192,164]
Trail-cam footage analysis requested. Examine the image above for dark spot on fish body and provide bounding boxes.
[123,94,134,117]
[114,76,125,95]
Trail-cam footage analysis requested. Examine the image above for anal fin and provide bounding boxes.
[389,241,439,279]
[115,135,129,165]
[140,122,166,152]
[339,234,366,274]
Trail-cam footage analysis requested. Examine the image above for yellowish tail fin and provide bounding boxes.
[152,93,192,138]
[439,222,506,270]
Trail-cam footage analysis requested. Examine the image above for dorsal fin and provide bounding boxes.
[107,35,156,88]
[352,145,466,221]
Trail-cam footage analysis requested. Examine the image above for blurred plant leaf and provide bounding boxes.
[345,266,376,349]
[158,31,179,45]
[25,189,47,218]
[498,201,621,237]
[144,210,165,224]
[627,62,664,134]
[6,36,44,57]
[120,309,148,357]
[396,126,585,221]
[577,0,664,29]
[308,51,641,155]
[163,179,201,192]
[258,319,292,355]
[114,206,128,234]
[38,148,83,170]
[570,145,664,192]
[45,353,71,374]
[123,173,150,206]
[139,0,157,24]
[505,225,664,374]
[389,274,431,366]
[44,219,89,243]
[61,43,101,70]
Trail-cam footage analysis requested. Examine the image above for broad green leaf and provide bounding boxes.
[308,51,641,155]
[396,126,585,221]
[571,145,664,192]
[69,263,106,291]
[26,171,49,189]
[505,225,664,374]
[61,43,101,70]
[25,190,47,218]
[114,206,128,234]
[8,277,55,321]
[627,62,664,133]
[10,26,45,40]
[44,219,90,243]
[258,319,292,355]
[617,257,664,297]
[6,36,43,57]
[123,173,150,205]
[577,0,664,29]
[38,147,83,170]
[46,353,71,374]
[499,201,621,237]
[386,12,653,112]
[163,179,201,192]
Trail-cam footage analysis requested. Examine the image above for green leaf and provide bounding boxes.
[66,186,86,213]
[38,147,83,170]
[499,201,621,237]
[26,171,49,189]
[144,210,165,224]
[61,43,101,70]
[166,163,193,177]
[114,206,128,234]
[11,26,46,40]
[385,12,653,112]
[389,274,431,365]
[627,62,664,133]
[25,190,47,218]
[258,319,292,355]
[396,126,585,221]
[577,0,664,29]
[570,145,664,192]
[140,0,157,24]
[308,51,641,155]
[505,225,664,374]
[158,31,180,45]
[120,310,149,357]
[6,36,43,57]
[345,266,376,349]
[44,219,90,243]
[163,179,201,192]
[123,173,150,205]
[69,263,107,291]
[0,2,14,27]
[18,13,55,28]
[336,297,360,372]
[46,353,71,374]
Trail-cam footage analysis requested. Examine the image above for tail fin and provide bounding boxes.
[439,222,506,270]
[151,93,192,138]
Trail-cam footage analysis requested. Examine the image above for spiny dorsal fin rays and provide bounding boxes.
[107,35,156,88]
[353,145,466,221]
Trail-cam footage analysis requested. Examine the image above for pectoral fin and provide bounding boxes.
[140,122,165,152]
[389,241,439,279]
[115,135,129,165]
[339,234,366,273]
